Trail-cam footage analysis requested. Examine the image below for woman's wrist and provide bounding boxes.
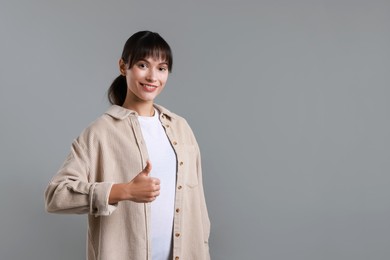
[109,183,129,204]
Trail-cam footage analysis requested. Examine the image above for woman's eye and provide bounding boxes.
[159,67,167,72]
[138,63,147,69]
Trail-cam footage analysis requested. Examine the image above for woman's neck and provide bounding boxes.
[122,99,155,117]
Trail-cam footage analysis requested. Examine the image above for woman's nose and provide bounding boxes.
[145,69,157,82]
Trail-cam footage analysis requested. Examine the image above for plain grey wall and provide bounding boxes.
[1,0,389,259]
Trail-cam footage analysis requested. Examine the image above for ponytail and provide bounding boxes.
[107,75,127,105]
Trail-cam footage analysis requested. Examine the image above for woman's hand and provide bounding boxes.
[109,161,160,204]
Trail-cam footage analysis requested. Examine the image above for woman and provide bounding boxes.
[45,31,210,260]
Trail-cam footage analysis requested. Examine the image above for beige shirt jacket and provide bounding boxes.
[45,105,211,260]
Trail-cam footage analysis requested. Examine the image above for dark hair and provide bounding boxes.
[107,31,173,105]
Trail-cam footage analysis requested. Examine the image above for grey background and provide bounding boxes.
[1,0,389,259]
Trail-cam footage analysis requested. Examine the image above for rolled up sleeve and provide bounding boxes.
[45,139,118,216]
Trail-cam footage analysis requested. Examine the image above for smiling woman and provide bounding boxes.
[44,31,210,260]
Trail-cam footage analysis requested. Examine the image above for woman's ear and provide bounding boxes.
[119,59,127,76]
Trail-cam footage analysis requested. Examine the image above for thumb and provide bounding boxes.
[141,160,152,176]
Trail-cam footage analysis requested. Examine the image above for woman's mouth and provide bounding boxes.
[140,83,158,92]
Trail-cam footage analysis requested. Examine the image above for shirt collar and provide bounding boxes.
[105,104,175,121]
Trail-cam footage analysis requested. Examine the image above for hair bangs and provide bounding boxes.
[122,31,172,72]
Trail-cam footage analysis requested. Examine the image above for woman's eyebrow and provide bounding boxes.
[138,59,167,65]
[138,58,150,63]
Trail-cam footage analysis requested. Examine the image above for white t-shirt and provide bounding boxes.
[138,109,177,260]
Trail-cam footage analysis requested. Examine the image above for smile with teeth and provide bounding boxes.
[140,83,158,92]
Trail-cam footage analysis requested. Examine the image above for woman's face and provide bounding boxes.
[121,56,169,103]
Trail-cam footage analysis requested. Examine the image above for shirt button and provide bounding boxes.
[175,233,180,237]
[173,141,177,145]
[176,208,180,213]
[177,185,182,190]
[166,125,170,128]
[179,161,184,166]
[175,257,179,260]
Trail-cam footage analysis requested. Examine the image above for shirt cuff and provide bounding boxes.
[89,182,118,216]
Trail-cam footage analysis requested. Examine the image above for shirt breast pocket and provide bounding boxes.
[182,144,199,188]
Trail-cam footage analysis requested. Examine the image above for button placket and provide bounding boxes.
[169,122,183,260]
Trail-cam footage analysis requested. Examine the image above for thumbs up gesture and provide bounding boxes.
[109,161,161,204]
[128,161,161,202]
